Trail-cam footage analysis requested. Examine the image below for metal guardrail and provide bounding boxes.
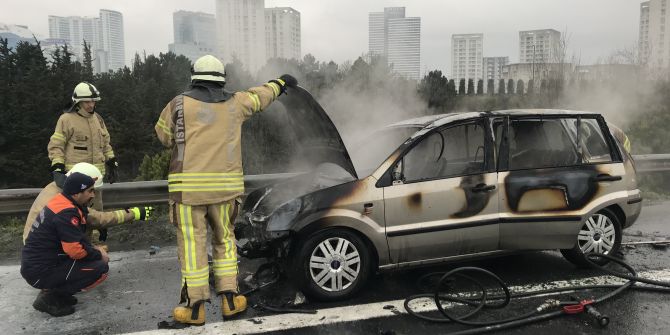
[632,154,670,173]
[2,154,670,216]
[0,173,299,215]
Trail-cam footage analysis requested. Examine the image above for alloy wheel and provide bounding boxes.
[309,237,361,292]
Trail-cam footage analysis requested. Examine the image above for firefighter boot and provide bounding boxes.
[172,301,205,326]
[33,290,75,317]
[221,292,247,319]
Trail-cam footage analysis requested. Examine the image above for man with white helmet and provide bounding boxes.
[155,54,297,326]
[22,162,152,244]
[48,82,119,184]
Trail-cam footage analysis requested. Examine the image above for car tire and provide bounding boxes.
[561,208,622,267]
[293,228,371,301]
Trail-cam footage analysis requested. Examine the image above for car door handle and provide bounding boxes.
[471,184,496,193]
[594,174,622,182]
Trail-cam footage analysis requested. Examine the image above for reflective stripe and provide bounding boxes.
[168,173,244,193]
[267,82,280,98]
[181,267,209,278]
[104,150,114,156]
[52,158,64,164]
[624,136,631,153]
[245,92,261,112]
[156,118,172,137]
[50,132,66,141]
[115,210,124,223]
[169,186,244,193]
[181,266,210,287]
[179,204,196,272]
[220,204,231,259]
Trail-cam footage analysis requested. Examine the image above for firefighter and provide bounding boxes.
[155,54,297,326]
[22,162,153,245]
[48,82,119,183]
[21,172,109,317]
[47,81,119,242]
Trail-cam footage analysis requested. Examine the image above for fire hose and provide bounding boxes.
[403,253,670,334]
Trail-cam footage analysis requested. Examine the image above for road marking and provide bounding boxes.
[123,268,670,335]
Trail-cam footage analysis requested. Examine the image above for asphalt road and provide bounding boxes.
[2,201,669,335]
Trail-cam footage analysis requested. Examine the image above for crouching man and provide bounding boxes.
[21,172,109,317]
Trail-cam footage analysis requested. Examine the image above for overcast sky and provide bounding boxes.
[2,0,642,76]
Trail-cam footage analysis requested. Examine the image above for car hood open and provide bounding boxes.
[276,86,358,180]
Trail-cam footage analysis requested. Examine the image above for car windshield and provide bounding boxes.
[349,126,419,177]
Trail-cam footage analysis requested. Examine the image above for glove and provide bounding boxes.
[269,74,298,96]
[98,229,108,242]
[129,206,153,221]
[50,162,66,174]
[104,157,119,184]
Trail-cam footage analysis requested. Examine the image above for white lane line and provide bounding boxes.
[123,269,670,335]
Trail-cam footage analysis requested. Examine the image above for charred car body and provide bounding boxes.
[236,87,641,301]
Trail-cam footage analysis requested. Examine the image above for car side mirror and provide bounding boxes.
[392,161,404,185]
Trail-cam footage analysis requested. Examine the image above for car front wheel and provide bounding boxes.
[293,229,371,301]
[561,208,622,267]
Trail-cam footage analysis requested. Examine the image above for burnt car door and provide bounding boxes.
[381,118,499,265]
[496,115,626,249]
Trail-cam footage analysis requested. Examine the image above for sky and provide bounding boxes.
[2,0,642,76]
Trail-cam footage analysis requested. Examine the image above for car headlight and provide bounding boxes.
[267,198,302,231]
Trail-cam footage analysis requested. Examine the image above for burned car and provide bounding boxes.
[237,88,641,301]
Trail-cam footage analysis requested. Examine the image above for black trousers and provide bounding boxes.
[23,259,109,295]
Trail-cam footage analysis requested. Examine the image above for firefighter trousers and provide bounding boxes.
[170,199,239,305]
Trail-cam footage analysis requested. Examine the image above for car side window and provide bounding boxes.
[509,119,580,170]
[577,118,613,163]
[402,122,486,182]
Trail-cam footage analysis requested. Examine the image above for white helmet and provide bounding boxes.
[67,162,104,188]
[72,82,101,105]
[191,55,226,83]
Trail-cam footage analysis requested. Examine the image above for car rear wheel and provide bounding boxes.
[561,208,622,267]
[293,229,371,301]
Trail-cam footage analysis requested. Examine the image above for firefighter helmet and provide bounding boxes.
[191,55,226,83]
[72,82,101,105]
[67,162,104,188]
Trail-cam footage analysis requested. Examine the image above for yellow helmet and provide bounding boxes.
[191,55,226,83]
[72,82,101,105]
[67,162,104,188]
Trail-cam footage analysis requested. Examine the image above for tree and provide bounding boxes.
[81,40,93,81]
[516,79,525,95]
[498,79,505,95]
[487,79,494,95]
[467,78,474,95]
[458,79,465,95]
[476,79,483,95]
[447,79,456,96]
[418,70,449,108]
[507,79,515,95]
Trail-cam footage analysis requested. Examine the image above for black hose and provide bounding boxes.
[403,252,670,334]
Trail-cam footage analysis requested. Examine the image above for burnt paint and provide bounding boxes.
[505,165,601,212]
[407,193,422,210]
[451,174,492,218]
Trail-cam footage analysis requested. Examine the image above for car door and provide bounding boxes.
[496,115,626,249]
[383,118,499,264]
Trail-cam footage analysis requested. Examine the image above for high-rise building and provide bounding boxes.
[265,7,301,61]
[518,29,561,64]
[216,0,266,73]
[451,34,483,85]
[99,10,125,72]
[0,23,40,49]
[48,9,125,72]
[168,11,217,63]
[368,7,421,80]
[640,0,670,69]
[640,2,651,64]
[483,56,509,92]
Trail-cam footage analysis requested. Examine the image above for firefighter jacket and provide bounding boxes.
[155,81,282,205]
[22,182,134,244]
[48,108,115,175]
[21,193,102,279]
